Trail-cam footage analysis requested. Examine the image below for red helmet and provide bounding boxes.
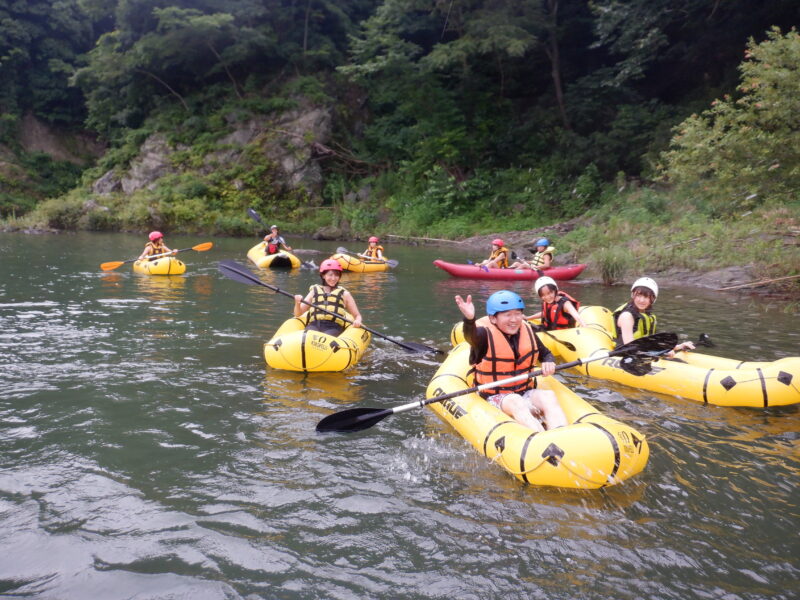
[149,231,163,241]
[492,238,504,247]
[368,236,379,243]
[319,259,343,274]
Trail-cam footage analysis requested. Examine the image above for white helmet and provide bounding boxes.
[535,276,558,295]
[631,277,658,298]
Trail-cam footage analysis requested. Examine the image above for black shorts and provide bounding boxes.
[305,320,344,336]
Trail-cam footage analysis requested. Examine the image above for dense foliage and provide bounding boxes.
[0,0,798,244]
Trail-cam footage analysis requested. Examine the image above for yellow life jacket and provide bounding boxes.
[530,246,555,268]
[144,241,167,260]
[489,246,510,268]
[613,302,657,345]
[364,245,384,259]
[308,284,350,329]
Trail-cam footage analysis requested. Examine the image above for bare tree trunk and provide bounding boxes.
[135,69,189,111]
[543,0,570,130]
[206,42,243,99]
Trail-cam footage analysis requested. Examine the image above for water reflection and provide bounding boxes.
[2,232,799,600]
[133,274,186,301]
[260,370,364,411]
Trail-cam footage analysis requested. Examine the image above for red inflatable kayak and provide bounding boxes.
[433,259,586,281]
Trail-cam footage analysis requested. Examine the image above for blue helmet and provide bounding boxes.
[535,238,550,247]
[486,290,525,315]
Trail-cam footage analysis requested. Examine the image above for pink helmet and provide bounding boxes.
[319,259,343,274]
[492,238,504,247]
[149,231,163,241]
[369,236,379,243]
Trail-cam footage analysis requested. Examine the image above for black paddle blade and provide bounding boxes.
[247,208,264,224]
[218,260,260,285]
[697,333,714,348]
[316,407,393,433]
[617,332,678,356]
[614,332,678,376]
[618,354,655,376]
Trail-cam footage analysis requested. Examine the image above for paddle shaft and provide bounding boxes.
[315,332,678,432]
[387,353,611,417]
[218,261,437,353]
[101,242,212,271]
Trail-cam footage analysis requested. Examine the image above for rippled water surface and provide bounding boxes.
[0,232,797,599]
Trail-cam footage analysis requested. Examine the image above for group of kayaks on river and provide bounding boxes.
[104,224,800,489]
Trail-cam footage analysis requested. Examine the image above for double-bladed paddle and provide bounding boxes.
[315,332,679,433]
[336,247,399,268]
[217,260,442,354]
[100,242,213,271]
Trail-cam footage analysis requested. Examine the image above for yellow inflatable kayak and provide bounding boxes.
[538,306,800,408]
[425,343,649,488]
[331,253,391,273]
[132,256,186,275]
[247,242,302,268]
[264,313,371,372]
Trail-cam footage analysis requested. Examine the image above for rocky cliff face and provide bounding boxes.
[91,99,332,202]
[18,113,105,165]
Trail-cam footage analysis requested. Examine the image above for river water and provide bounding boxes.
[0,232,797,599]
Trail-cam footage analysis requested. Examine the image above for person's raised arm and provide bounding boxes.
[455,294,474,320]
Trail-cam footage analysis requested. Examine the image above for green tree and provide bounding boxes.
[661,27,800,214]
[0,0,95,123]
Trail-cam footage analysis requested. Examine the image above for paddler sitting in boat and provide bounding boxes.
[614,277,695,357]
[359,236,384,261]
[455,290,568,432]
[526,276,586,330]
[476,238,509,269]
[138,231,176,261]
[294,259,362,335]
[263,224,292,254]
[508,237,554,270]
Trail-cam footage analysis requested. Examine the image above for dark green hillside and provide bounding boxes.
[1,1,798,294]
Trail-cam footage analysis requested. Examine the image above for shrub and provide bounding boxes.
[593,247,634,285]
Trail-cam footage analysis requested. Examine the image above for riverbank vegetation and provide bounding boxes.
[1,1,798,293]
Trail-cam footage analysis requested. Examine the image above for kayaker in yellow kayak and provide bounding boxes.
[614,277,695,356]
[138,231,176,261]
[527,276,586,330]
[264,224,293,254]
[359,236,384,261]
[294,259,363,335]
[455,290,567,432]
[477,239,509,269]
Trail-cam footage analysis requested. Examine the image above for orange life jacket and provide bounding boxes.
[541,291,581,330]
[473,321,539,398]
[489,246,509,268]
[364,245,384,259]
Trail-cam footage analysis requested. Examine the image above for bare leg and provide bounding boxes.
[499,394,545,432]
[530,390,567,430]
